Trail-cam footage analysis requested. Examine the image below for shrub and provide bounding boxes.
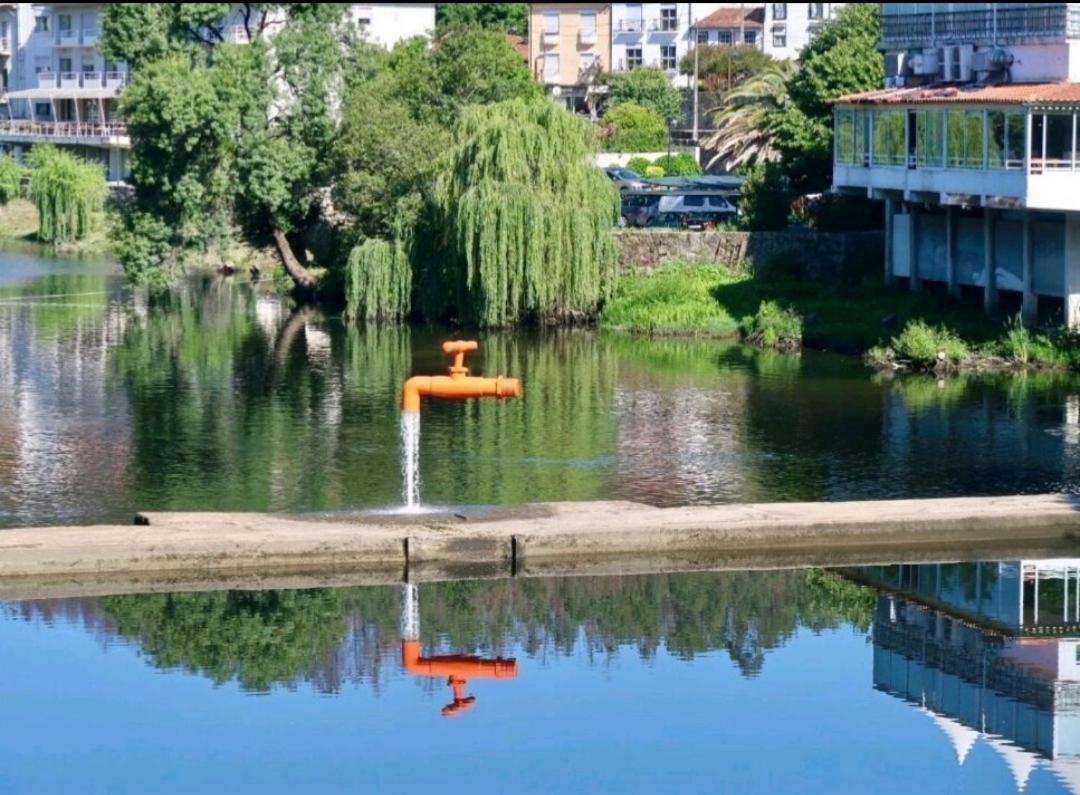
[27,144,106,243]
[738,160,790,231]
[625,156,652,175]
[644,165,664,178]
[0,153,23,204]
[891,320,969,365]
[604,67,683,120]
[741,300,802,350]
[601,102,668,153]
[652,152,702,177]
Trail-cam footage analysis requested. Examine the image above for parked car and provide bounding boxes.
[619,192,661,227]
[605,167,648,192]
[655,192,737,228]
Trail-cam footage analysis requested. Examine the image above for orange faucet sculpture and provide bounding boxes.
[401,340,521,413]
[399,583,518,717]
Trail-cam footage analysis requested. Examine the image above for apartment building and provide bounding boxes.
[694,6,764,49]
[832,3,1080,327]
[763,3,844,60]
[528,4,611,114]
[0,3,436,183]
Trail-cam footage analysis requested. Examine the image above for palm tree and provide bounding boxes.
[701,61,795,171]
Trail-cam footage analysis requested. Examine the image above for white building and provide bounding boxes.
[832,2,1080,327]
[347,3,434,49]
[610,4,736,88]
[762,3,845,61]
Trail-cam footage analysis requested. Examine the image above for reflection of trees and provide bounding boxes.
[18,570,875,692]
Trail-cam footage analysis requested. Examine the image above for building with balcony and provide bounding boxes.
[832,3,1080,328]
[694,6,764,49]
[763,3,844,60]
[528,3,612,114]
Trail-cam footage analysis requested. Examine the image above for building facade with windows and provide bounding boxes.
[833,2,1080,327]
[528,3,611,114]
[694,6,764,49]
[763,3,844,60]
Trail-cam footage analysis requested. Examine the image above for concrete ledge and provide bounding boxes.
[0,495,1077,600]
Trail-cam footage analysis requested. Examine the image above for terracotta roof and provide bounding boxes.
[835,82,1080,106]
[696,6,764,30]
[505,33,528,63]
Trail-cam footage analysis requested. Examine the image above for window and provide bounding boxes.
[872,109,906,166]
[543,11,559,35]
[543,53,559,81]
[697,30,709,44]
[59,58,72,74]
[34,15,49,33]
[946,109,985,169]
[718,30,733,45]
[808,3,824,20]
[743,30,757,45]
[773,3,788,21]
[580,11,596,37]
[1042,113,1074,168]
[660,5,678,31]
[626,47,643,69]
[580,52,596,75]
[835,108,855,164]
[58,14,72,32]
[660,44,677,71]
[35,102,51,119]
[772,26,786,48]
[987,111,1025,169]
[684,195,705,207]
[624,4,643,32]
[914,109,944,167]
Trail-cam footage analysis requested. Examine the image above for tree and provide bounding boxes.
[702,60,795,171]
[680,44,777,93]
[426,97,621,326]
[0,153,23,204]
[770,3,882,192]
[738,161,791,231]
[107,4,354,291]
[27,145,106,243]
[605,66,683,121]
[435,3,528,36]
[600,102,668,152]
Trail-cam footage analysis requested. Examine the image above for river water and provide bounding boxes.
[2,251,1080,525]
[6,252,1080,792]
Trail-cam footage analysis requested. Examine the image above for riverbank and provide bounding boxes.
[0,198,113,258]
[602,261,1080,372]
[1,496,1078,595]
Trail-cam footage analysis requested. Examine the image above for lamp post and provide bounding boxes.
[692,19,699,144]
[667,116,675,161]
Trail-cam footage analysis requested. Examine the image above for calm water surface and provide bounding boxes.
[1,252,1080,525]
[4,560,1080,793]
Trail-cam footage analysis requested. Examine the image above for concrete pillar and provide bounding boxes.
[1065,213,1080,329]
[909,202,921,291]
[1022,213,1037,326]
[946,205,959,298]
[884,198,895,284]
[984,208,998,313]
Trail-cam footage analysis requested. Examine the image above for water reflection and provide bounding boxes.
[849,560,1080,793]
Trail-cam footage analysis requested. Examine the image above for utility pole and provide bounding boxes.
[692,14,699,143]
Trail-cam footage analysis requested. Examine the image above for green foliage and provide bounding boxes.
[436,3,528,36]
[432,97,621,326]
[345,237,412,322]
[27,145,106,243]
[0,154,23,204]
[681,44,777,92]
[625,156,652,175]
[703,61,795,171]
[803,570,875,633]
[606,67,683,120]
[651,152,703,177]
[770,4,883,192]
[741,300,803,350]
[602,263,743,337]
[601,102,668,152]
[644,165,665,178]
[891,320,970,365]
[738,161,790,231]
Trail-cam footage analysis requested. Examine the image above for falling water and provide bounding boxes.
[400,412,422,509]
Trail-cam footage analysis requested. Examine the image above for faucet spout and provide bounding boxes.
[400,340,521,412]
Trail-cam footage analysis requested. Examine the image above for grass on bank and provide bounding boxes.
[0,197,112,257]
[602,261,1080,369]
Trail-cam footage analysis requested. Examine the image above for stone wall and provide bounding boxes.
[614,229,884,282]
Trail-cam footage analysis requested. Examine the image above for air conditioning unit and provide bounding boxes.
[943,45,975,82]
[908,52,939,76]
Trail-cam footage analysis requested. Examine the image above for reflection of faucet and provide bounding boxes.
[401,341,521,413]
[399,584,518,717]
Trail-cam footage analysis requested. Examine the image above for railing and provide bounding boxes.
[34,72,128,89]
[615,19,644,34]
[55,28,79,46]
[881,4,1070,45]
[0,120,129,140]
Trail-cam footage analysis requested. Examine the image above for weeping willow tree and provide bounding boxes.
[27,145,106,243]
[344,237,413,322]
[0,153,23,204]
[431,97,621,327]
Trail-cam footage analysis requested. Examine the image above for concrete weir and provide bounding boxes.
[1,495,1080,599]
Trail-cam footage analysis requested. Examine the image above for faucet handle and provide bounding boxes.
[443,340,478,376]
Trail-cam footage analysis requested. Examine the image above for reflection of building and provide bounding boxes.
[852,560,1080,792]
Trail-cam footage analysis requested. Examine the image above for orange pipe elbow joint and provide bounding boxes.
[400,340,521,412]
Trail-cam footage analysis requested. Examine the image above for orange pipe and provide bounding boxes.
[401,640,518,717]
[401,340,521,413]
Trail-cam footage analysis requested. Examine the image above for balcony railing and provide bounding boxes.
[0,119,129,140]
[881,4,1073,45]
[616,19,644,34]
[35,71,128,90]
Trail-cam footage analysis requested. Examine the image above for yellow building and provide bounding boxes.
[527,3,610,114]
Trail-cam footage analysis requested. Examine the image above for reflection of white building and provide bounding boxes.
[855,559,1080,793]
